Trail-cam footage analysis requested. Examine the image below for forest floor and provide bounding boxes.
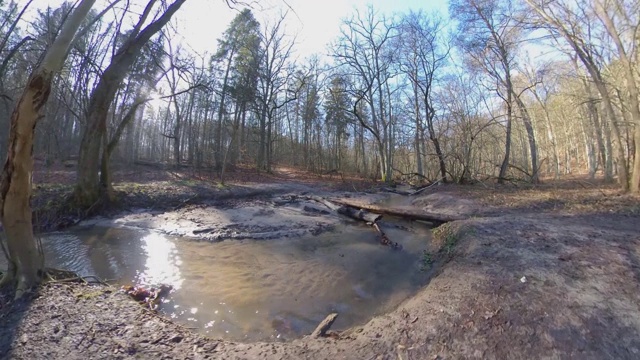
[2,165,640,359]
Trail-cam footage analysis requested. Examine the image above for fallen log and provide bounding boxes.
[311,313,338,338]
[193,227,216,234]
[303,205,331,215]
[327,198,464,225]
[409,180,441,196]
[337,206,382,223]
[301,196,381,223]
[303,195,341,212]
[381,187,412,196]
[297,195,400,248]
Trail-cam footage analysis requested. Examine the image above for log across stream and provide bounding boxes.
[292,194,460,248]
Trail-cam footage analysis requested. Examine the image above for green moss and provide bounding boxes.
[433,222,473,256]
[419,250,433,272]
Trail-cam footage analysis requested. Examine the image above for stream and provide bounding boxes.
[27,220,432,341]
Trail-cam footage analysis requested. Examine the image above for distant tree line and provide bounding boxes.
[1,0,639,194]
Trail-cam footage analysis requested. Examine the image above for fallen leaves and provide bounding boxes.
[121,284,173,310]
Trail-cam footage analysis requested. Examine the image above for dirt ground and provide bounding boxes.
[2,167,640,359]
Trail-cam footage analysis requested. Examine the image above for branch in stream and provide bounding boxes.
[295,195,401,248]
[373,222,400,249]
[311,313,338,338]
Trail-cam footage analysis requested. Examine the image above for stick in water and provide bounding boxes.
[311,313,339,338]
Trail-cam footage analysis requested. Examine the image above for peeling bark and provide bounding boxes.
[0,0,95,296]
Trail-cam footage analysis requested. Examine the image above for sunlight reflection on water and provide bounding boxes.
[136,232,183,290]
[38,222,432,342]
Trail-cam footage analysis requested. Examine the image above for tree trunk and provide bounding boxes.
[172,97,182,168]
[75,0,186,207]
[584,85,611,181]
[424,98,446,182]
[220,104,241,183]
[581,117,597,178]
[596,2,640,192]
[412,80,424,177]
[0,0,95,296]
[498,90,513,183]
[266,111,273,172]
[215,48,234,169]
[101,99,146,198]
[0,75,51,294]
[539,99,559,179]
[596,81,629,188]
[258,101,268,171]
[514,95,539,183]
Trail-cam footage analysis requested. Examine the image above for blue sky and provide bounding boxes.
[177,0,450,58]
[29,0,449,59]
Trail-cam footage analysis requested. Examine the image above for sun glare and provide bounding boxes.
[138,232,183,290]
[146,95,168,113]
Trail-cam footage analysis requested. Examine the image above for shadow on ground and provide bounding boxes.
[0,286,37,359]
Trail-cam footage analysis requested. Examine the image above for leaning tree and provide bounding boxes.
[0,0,96,297]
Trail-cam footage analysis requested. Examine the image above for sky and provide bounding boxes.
[176,0,449,59]
[30,0,449,60]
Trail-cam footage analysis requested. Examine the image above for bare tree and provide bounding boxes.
[451,0,539,183]
[75,0,187,207]
[332,6,398,182]
[255,12,297,172]
[0,0,95,296]
[397,10,449,181]
[593,0,640,191]
[525,0,631,189]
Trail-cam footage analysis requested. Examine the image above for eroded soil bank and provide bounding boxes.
[3,169,640,359]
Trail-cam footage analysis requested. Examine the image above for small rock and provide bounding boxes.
[520,276,527,283]
[170,334,184,343]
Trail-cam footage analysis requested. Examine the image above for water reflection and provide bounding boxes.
[37,222,432,342]
[136,232,183,290]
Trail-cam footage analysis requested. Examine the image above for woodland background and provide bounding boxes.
[0,0,638,197]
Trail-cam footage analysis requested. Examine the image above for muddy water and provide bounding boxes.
[35,221,431,341]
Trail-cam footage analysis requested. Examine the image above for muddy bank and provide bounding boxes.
[84,187,477,242]
[92,195,341,241]
[206,212,640,359]
[4,179,640,359]
[30,164,373,232]
[0,283,220,359]
[4,210,640,359]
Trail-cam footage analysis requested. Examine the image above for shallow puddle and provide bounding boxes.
[31,220,431,341]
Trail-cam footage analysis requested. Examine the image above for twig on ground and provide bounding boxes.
[75,321,94,349]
